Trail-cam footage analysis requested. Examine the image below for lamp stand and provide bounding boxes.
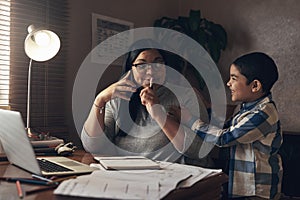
[26,58,33,137]
[24,25,61,138]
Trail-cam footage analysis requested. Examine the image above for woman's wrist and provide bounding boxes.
[94,93,108,106]
[93,103,105,114]
[150,104,167,121]
[94,95,107,114]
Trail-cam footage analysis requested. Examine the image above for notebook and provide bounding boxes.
[94,156,161,170]
[0,109,96,176]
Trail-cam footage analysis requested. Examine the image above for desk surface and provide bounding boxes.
[0,150,228,200]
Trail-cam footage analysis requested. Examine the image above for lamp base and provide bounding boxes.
[25,127,46,141]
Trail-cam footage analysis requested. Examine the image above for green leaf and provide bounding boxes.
[189,10,201,32]
[210,24,227,50]
[207,38,221,63]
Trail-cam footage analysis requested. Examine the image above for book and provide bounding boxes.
[94,156,161,170]
[30,137,64,148]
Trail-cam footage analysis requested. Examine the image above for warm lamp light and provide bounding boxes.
[24,24,61,135]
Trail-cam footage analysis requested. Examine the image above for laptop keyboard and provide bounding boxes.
[38,159,73,172]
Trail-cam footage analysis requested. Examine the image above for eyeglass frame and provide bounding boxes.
[132,62,165,73]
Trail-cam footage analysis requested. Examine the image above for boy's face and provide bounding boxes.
[227,64,257,102]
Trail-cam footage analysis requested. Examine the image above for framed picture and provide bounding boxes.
[91,13,134,65]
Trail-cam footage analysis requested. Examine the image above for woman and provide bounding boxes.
[81,39,211,166]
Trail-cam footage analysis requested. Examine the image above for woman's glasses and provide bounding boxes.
[132,63,165,73]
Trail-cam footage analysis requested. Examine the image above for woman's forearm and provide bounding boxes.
[151,105,185,151]
[84,99,106,137]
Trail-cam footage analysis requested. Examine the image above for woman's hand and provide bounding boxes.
[139,86,161,118]
[95,71,137,106]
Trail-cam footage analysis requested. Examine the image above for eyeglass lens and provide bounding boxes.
[134,63,164,72]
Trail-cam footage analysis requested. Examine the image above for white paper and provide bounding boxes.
[54,161,222,200]
[54,170,160,200]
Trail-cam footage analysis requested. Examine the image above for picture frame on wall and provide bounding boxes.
[91,13,134,65]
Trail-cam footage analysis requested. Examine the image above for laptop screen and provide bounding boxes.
[0,109,41,175]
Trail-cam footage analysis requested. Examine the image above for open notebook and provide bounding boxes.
[0,109,95,176]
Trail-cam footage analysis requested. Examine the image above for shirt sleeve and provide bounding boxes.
[192,105,275,147]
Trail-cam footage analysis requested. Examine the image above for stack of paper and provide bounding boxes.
[54,160,222,200]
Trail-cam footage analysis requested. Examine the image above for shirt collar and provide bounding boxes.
[240,93,272,111]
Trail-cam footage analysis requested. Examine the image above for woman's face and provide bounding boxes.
[131,49,166,87]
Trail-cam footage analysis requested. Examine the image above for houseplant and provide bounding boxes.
[154,9,227,63]
[153,10,227,91]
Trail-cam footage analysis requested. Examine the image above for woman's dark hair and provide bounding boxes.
[233,52,279,93]
[119,39,167,135]
[122,39,167,73]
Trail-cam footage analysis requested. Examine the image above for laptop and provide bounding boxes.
[0,109,96,176]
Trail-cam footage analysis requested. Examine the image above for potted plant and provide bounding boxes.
[154,10,227,92]
[154,9,227,63]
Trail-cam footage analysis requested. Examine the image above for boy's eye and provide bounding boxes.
[230,76,237,81]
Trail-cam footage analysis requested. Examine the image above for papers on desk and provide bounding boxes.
[54,161,222,200]
[55,171,160,200]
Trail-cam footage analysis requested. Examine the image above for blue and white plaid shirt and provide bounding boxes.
[190,94,283,199]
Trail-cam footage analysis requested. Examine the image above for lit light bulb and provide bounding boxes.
[34,31,50,46]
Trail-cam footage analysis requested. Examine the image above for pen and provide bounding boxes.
[16,180,23,199]
[0,177,57,186]
[32,174,53,183]
[149,78,153,89]
[0,156,8,162]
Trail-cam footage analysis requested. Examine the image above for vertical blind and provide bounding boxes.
[0,0,69,137]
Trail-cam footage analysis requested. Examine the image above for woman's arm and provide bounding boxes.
[81,101,117,154]
[140,86,186,151]
[84,71,137,137]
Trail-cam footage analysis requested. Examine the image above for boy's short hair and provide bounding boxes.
[233,52,278,93]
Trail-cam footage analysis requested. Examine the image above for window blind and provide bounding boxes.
[0,0,10,109]
[8,0,69,137]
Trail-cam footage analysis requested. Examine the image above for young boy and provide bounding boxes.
[182,52,282,199]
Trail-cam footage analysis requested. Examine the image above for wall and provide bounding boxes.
[67,0,179,144]
[179,0,300,133]
[67,0,300,146]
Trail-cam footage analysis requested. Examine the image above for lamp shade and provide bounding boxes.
[24,25,60,62]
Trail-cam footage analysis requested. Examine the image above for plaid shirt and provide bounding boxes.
[190,94,283,199]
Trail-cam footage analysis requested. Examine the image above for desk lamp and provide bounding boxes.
[24,25,60,136]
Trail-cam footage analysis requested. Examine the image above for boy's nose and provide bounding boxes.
[226,80,231,87]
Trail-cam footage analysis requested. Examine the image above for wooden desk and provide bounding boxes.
[0,150,228,200]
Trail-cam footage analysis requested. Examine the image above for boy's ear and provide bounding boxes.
[251,80,262,92]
